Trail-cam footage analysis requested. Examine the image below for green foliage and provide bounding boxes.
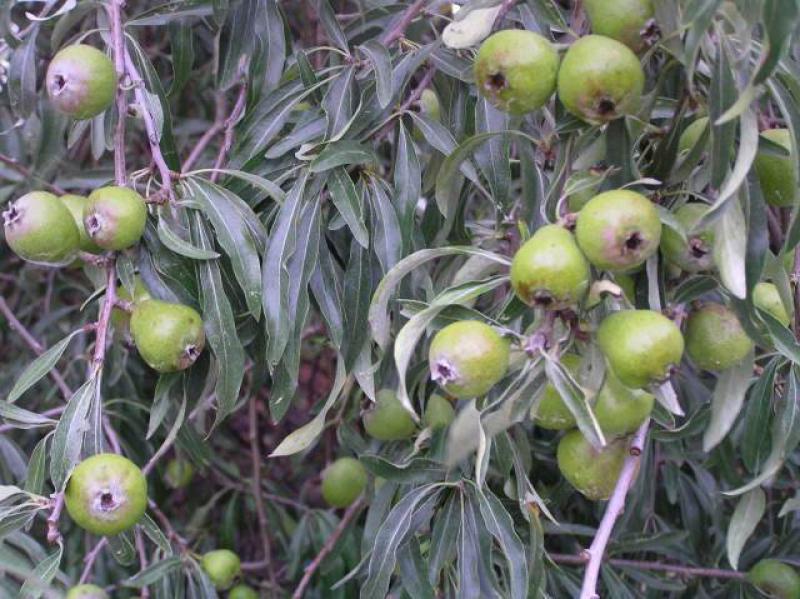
[0,0,799,597]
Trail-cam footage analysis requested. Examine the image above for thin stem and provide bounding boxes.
[248,395,276,583]
[381,0,426,45]
[292,498,366,599]
[0,295,73,400]
[182,95,226,173]
[46,493,65,544]
[78,538,109,584]
[580,422,650,599]
[149,499,189,549]
[550,553,746,580]
[210,79,248,183]
[107,0,127,185]
[92,257,117,371]
[135,530,151,599]
[0,154,66,194]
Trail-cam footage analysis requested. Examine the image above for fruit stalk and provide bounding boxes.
[579,420,649,599]
[247,394,276,583]
[291,497,366,599]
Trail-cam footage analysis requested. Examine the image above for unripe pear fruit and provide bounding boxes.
[229,585,260,599]
[66,585,108,599]
[598,309,684,389]
[111,276,152,334]
[594,370,654,437]
[575,189,661,272]
[685,303,753,371]
[557,35,645,124]
[321,457,367,507]
[429,320,510,398]
[678,116,709,156]
[201,549,241,590]
[3,191,80,265]
[420,89,441,122]
[510,224,591,309]
[64,453,147,536]
[660,203,715,273]
[754,282,791,327]
[747,559,800,599]
[61,194,104,253]
[165,457,194,489]
[584,0,655,52]
[755,129,797,207]
[532,354,581,430]
[363,389,416,441]
[423,394,455,430]
[557,430,628,500]
[130,299,205,372]
[46,45,116,120]
[84,186,147,251]
[474,29,559,115]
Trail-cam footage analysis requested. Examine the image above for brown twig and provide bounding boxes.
[108,0,127,186]
[149,499,189,549]
[135,530,151,599]
[550,553,746,580]
[78,537,109,584]
[381,0,426,46]
[291,498,366,599]
[182,95,227,173]
[210,79,248,183]
[0,295,73,400]
[248,395,276,583]
[0,154,66,194]
[579,421,650,599]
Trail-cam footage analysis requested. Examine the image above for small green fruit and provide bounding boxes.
[533,354,581,430]
[61,194,103,253]
[84,186,147,251]
[429,320,510,398]
[321,457,367,507]
[747,559,800,599]
[65,584,108,599]
[46,45,116,119]
[754,282,791,327]
[229,585,260,599]
[3,191,80,265]
[575,189,662,272]
[423,394,455,430]
[111,276,152,334]
[660,203,715,273]
[557,430,628,500]
[598,310,684,389]
[64,453,147,536]
[130,299,205,372]
[755,129,797,207]
[474,29,559,114]
[685,303,753,371]
[202,549,241,590]
[584,0,655,52]
[165,458,194,489]
[678,116,709,156]
[557,35,645,124]
[419,89,441,122]
[510,224,591,309]
[594,370,654,437]
[363,389,417,441]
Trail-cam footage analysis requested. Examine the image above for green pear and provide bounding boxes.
[594,369,654,436]
[201,549,241,590]
[61,194,103,253]
[747,559,800,599]
[584,0,656,52]
[46,45,116,119]
[575,189,662,272]
[111,275,152,335]
[65,585,108,599]
[685,303,753,371]
[474,29,559,114]
[429,320,510,398]
[678,116,709,156]
[3,191,80,265]
[753,282,791,327]
[557,430,628,500]
[165,457,194,489]
[423,394,455,430]
[510,224,591,309]
[84,186,147,251]
[130,299,205,373]
[557,35,645,124]
[229,585,260,599]
[597,309,684,388]
[64,454,147,536]
[363,389,416,441]
[755,128,797,207]
[321,457,367,508]
[532,354,580,431]
[660,203,715,273]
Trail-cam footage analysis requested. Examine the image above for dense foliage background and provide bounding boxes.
[0,0,799,597]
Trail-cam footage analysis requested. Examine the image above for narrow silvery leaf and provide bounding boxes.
[703,350,754,451]
[726,488,766,569]
[50,377,97,490]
